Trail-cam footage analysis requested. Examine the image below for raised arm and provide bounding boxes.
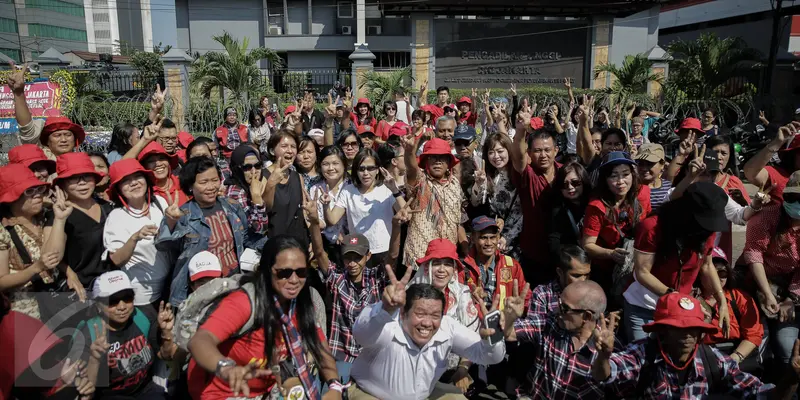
[510,108,532,174]
[303,192,330,274]
[664,131,696,183]
[123,115,161,160]
[323,95,337,146]
[744,122,798,189]
[263,158,292,211]
[7,63,32,128]
[576,96,596,164]
[418,79,429,106]
[401,133,421,187]
[148,84,168,124]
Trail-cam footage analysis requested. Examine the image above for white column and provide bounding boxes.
[355,0,366,46]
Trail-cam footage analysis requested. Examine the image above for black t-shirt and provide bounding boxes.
[200,201,238,277]
[261,169,309,243]
[45,200,114,288]
[74,308,159,398]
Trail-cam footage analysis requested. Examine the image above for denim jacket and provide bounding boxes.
[156,197,257,305]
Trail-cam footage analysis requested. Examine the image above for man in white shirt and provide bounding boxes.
[348,266,506,400]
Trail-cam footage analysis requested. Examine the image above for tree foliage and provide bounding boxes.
[594,54,662,109]
[358,67,413,119]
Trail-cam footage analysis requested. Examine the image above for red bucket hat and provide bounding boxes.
[137,141,179,170]
[40,117,85,146]
[106,159,156,202]
[415,238,463,269]
[530,117,544,130]
[0,163,50,204]
[54,152,105,184]
[356,98,371,108]
[177,131,194,148]
[388,121,409,137]
[675,117,702,133]
[456,96,472,105]
[642,293,718,334]
[418,137,458,167]
[8,144,55,172]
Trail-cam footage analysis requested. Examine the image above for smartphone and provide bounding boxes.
[483,310,504,346]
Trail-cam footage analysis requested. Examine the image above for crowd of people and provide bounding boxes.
[2,62,800,400]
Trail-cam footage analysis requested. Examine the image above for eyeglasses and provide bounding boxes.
[454,140,471,147]
[342,142,359,148]
[427,155,451,163]
[386,107,397,111]
[563,179,582,188]
[241,162,263,172]
[67,174,94,184]
[358,165,379,172]
[559,299,592,315]
[158,136,178,143]
[274,267,309,280]
[24,185,48,197]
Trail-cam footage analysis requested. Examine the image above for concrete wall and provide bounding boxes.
[287,51,337,68]
[263,34,410,52]
[175,0,190,52]
[185,0,263,55]
[151,0,178,48]
[287,0,308,35]
[609,6,660,66]
[660,0,800,30]
[116,0,145,50]
[312,0,336,35]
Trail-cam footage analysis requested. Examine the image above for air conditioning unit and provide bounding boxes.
[269,26,283,35]
[367,25,381,35]
[341,25,352,35]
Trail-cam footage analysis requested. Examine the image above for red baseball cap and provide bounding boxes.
[54,152,105,184]
[8,144,55,172]
[418,138,458,167]
[284,105,297,116]
[40,117,85,146]
[457,96,472,105]
[530,117,544,130]
[675,117,702,133]
[357,124,376,136]
[0,163,49,204]
[710,247,728,265]
[137,142,179,170]
[106,159,156,202]
[356,98,371,107]
[415,238,463,269]
[642,293,718,333]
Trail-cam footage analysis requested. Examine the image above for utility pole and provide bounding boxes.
[764,0,783,95]
[12,1,24,62]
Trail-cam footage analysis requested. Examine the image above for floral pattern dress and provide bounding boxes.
[0,219,56,320]
[470,169,523,259]
[404,174,462,268]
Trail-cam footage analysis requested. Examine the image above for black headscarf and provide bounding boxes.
[226,144,262,198]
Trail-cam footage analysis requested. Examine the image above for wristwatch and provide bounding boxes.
[215,358,237,378]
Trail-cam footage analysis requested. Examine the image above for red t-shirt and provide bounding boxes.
[634,215,715,294]
[765,165,791,204]
[188,291,326,400]
[153,174,189,207]
[458,111,477,127]
[511,163,561,263]
[703,289,764,347]
[425,104,445,119]
[582,186,651,271]
[717,173,750,204]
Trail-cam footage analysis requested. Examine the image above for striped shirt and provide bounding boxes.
[649,179,672,211]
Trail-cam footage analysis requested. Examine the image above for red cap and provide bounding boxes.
[710,247,728,264]
[356,98,371,107]
[675,117,702,133]
[530,117,544,130]
[0,163,49,204]
[54,152,104,183]
[781,134,800,152]
[284,105,297,116]
[8,144,55,172]
[388,121,409,137]
[106,159,156,202]
[40,117,85,146]
[418,137,458,167]
[642,293,718,333]
[415,238,463,268]
[137,141,179,170]
[177,131,194,148]
[457,96,472,105]
[357,124,375,136]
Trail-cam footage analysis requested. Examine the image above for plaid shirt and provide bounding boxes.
[225,124,242,151]
[225,184,268,235]
[603,340,773,399]
[324,261,387,362]
[513,312,615,399]
[474,257,497,305]
[527,280,562,318]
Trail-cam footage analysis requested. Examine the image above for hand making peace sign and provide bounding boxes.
[382,264,413,313]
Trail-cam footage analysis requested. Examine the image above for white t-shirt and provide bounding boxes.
[103,196,171,305]
[395,100,415,125]
[334,183,396,253]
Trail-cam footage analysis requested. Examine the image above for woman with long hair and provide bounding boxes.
[296,136,322,191]
[548,161,592,261]
[248,108,272,157]
[310,146,350,266]
[89,151,111,202]
[581,151,650,299]
[706,135,743,197]
[225,145,269,249]
[622,181,730,342]
[187,235,340,400]
[103,159,169,312]
[741,172,800,367]
[336,128,363,170]
[376,100,407,141]
[322,148,405,268]
[354,98,377,131]
[106,122,140,165]
[471,133,523,258]
[263,130,309,242]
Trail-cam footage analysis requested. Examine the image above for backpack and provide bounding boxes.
[173,274,257,352]
[74,308,151,343]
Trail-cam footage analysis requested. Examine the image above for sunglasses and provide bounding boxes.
[274,267,309,280]
[358,165,379,172]
[107,291,134,306]
[241,162,263,172]
[559,299,592,315]
[342,142,359,148]
[24,185,48,197]
[563,179,582,188]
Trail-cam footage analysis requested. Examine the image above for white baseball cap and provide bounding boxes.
[308,128,325,138]
[189,251,223,282]
[92,270,133,299]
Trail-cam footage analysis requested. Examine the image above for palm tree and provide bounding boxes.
[666,33,761,99]
[594,54,663,108]
[192,31,282,109]
[358,67,412,119]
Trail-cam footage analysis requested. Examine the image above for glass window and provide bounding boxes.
[28,24,88,42]
[0,18,18,34]
[25,0,85,17]
[0,48,21,62]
